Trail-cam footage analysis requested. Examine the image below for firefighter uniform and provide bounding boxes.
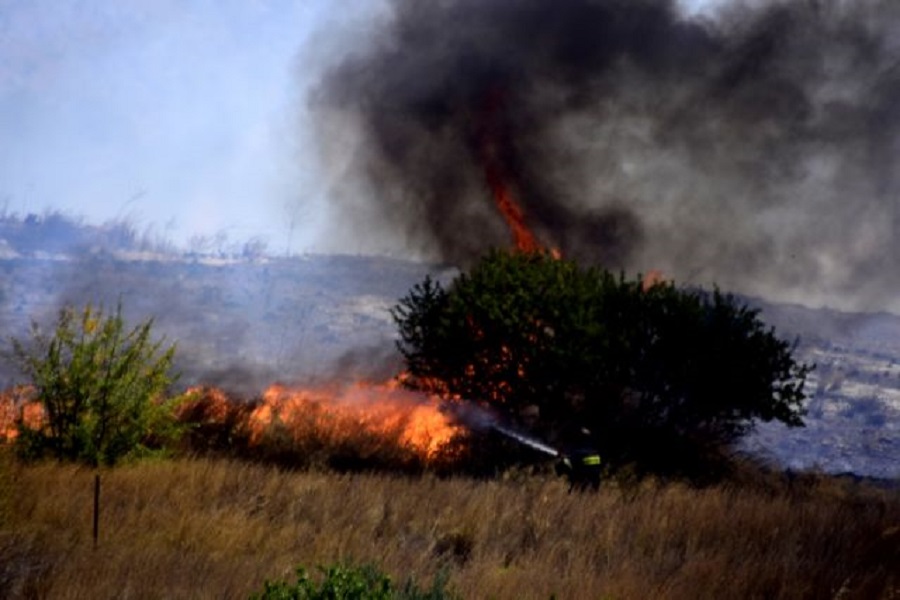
[557,450,602,492]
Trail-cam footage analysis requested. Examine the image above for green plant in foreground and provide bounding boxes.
[9,302,186,466]
[250,563,457,600]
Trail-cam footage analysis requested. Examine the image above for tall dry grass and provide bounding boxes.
[1,450,898,599]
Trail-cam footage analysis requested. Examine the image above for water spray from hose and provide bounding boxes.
[444,399,560,457]
[489,423,559,457]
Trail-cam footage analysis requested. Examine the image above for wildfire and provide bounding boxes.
[247,381,460,459]
[482,152,561,258]
[478,89,559,258]
[0,386,42,442]
[642,269,666,291]
[2,380,462,463]
[483,160,542,254]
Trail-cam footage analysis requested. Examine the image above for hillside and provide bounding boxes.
[1,214,897,479]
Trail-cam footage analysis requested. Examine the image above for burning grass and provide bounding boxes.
[0,451,898,599]
[246,382,460,460]
[0,386,41,444]
[0,381,466,473]
[2,386,899,597]
[172,383,468,474]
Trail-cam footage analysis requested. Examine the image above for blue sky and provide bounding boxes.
[0,0,391,253]
[0,0,722,254]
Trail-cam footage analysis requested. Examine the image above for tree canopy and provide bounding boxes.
[392,250,811,476]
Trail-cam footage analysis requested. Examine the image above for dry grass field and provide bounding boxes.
[1,451,898,600]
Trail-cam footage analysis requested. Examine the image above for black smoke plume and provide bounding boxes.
[312,0,900,312]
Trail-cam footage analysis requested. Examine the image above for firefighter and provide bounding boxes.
[556,428,602,492]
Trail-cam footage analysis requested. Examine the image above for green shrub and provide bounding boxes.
[250,563,456,600]
[392,250,811,478]
[9,302,186,466]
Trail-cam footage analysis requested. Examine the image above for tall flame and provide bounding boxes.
[479,89,558,257]
[482,156,542,254]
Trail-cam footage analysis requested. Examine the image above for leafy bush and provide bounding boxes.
[250,563,456,600]
[9,302,185,466]
[392,250,811,478]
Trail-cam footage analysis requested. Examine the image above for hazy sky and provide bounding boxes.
[0,0,388,253]
[0,0,726,254]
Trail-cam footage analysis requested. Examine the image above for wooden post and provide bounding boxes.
[93,473,100,549]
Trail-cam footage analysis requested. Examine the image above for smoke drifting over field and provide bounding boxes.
[312,0,900,311]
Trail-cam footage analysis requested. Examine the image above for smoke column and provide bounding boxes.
[311,0,900,312]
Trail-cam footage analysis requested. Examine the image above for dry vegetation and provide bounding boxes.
[1,450,898,600]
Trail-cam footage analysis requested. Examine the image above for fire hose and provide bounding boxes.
[488,421,601,490]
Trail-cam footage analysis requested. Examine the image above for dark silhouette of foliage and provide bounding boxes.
[392,250,811,478]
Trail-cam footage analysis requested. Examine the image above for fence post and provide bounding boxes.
[93,473,100,549]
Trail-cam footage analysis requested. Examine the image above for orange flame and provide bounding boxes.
[478,89,559,258]
[482,154,562,259]
[483,162,543,254]
[642,269,666,291]
[0,386,43,442]
[248,381,460,459]
[1,381,462,462]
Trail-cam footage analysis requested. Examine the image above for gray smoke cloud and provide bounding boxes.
[310,0,900,312]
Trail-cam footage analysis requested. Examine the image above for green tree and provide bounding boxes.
[10,302,184,466]
[392,250,811,477]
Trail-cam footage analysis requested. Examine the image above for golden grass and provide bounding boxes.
[1,452,898,599]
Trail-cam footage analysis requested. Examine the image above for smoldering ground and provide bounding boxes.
[311,0,900,312]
